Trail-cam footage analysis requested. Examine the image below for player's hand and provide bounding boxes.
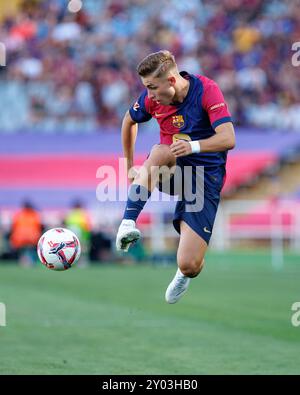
[170,140,192,157]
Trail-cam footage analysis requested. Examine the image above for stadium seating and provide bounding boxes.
[223,152,278,194]
[0,0,299,132]
[229,198,300,238]
[1,129,300,208]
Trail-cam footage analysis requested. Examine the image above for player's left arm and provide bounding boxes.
[170,78,235,157]
[199,121,235,152]
[170,122,235,157]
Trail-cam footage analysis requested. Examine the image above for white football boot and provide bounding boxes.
[165,268,191,304]
[116,219,141,252]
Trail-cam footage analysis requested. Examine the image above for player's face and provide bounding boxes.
[142,75,176,105]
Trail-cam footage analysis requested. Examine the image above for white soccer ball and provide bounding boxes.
[37,228,81,271]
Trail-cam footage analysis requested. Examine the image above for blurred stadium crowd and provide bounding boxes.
[0,0,300,132]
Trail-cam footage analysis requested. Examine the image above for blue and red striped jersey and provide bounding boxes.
[129,71,232,168]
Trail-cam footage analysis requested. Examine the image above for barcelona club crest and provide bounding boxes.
[172,115,185,128]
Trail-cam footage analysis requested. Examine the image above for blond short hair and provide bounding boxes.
[137,50,177,78]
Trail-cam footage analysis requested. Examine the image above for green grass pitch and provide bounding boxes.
[0,251,300,374]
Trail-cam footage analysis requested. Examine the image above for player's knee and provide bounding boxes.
[143,145,175,186]
[149,144,174,166]
[178,258,204,278]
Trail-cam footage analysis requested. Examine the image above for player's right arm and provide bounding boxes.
[121,110,138,181]
[123,91,152,181]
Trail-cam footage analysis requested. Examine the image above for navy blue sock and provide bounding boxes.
[123,184,151,221]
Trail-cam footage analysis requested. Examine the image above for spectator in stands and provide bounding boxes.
[10,200,42,266]
[88,225,113,263]
[0,0,299,131]
[64,200,91,264]
[64,200,116,264]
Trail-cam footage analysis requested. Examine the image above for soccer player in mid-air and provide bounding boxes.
[116,50,235,303]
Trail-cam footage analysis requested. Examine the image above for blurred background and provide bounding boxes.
[0,0,300,266]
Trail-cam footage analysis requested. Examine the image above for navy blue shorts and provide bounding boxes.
[173,192,220,244]
[158,158,225,244]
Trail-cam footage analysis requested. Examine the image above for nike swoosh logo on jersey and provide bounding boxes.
[203,227,211,233]
[154,112,167,118]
